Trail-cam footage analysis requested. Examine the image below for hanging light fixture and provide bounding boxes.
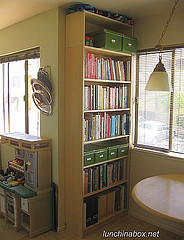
[145,0,180,92]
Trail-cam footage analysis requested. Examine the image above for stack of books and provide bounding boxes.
[84,85,128,110]
[84,158,127,194]
[85,50,131,81]
[84,113,130,141]
[84,184,127,228]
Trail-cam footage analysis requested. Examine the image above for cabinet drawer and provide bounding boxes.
[94,148,108,163]
[108,146,117,160]
[122,36,137,53]
[21,198,29,213]
[84,151,95,166]
[88,29,122,51]
[117,144,128,157]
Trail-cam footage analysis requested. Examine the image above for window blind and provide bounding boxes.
[0,47,40,63]
[172,48,184,153]
[135,46,184,154]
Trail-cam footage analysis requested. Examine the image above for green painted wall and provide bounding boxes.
[0,8,59,183]
[0,7,66,229]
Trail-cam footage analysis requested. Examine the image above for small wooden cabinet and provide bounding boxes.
[0,133,53,237]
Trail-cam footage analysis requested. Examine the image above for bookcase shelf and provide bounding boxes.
[84,78,131,85]
[85,11,133,32]
[83,155,128,169]
[85,46,131,57]
[83,179,127,198]
[65,10,132,237]
[83,209,127,235]
[84,108,130,113]
[84,135,129,145]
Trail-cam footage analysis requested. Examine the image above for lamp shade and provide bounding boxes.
[145,58,172,92]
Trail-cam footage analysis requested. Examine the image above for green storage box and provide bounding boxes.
[88,29,122,51]
[94,148,108,163]
[117,144,128,157]
[108,146,117,160]
[122,35,137,53]
[84,151,95,166]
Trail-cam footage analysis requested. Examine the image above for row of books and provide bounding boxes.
[84,85,128,111]
[85,50,131,81]
[83,158,127,194]
[84,113,130,142]
[84,184,127,228]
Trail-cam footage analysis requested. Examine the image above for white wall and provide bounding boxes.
[131,9,184,236]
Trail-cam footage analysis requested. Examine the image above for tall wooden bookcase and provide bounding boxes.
[65,11,133,237]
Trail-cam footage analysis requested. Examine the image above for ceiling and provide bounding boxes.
[0,0,183,30]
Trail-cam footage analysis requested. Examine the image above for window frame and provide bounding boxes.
[0,48,40,135]
[134,45,184,154]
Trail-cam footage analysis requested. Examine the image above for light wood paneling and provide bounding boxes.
[65,11,85,236]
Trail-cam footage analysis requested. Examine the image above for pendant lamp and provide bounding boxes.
[145,0,180,92]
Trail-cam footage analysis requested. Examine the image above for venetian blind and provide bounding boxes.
[135,47,184,153]
[0,47,40,63]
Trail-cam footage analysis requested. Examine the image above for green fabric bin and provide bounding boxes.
[88,29,122,51]
[117,144,128,157]
[84,151,95,166]
[122,35,137,53]
[108,146,118,160]
[94,148,108,163]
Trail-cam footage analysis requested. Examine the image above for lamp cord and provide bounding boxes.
[156,0,180,50]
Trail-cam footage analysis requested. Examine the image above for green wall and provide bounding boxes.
[0,8,59,183]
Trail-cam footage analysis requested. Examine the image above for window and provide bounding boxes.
[135,46,184,154]
[0,48,40,136]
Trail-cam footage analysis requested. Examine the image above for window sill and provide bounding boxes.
[130,145,184,163]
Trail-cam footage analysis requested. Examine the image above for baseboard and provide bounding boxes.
[57,224,66,232]
[129,211,184,237]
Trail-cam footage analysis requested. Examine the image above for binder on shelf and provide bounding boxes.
[92,195,98,225]
[84,196,94,227]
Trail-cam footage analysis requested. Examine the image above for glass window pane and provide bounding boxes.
[172,48,184,153]
[4,63,9,133]
[28,58,40,136]
[9,61,25,133]
[0,64,3,133]
[137,52,171,149]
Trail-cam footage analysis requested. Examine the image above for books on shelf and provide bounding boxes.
[84,85,128,111]
[84,184,127,228]
[84,113,130,142]
[83,158,127,194]
[85,50,131,81]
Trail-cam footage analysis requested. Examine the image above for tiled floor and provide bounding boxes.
[0,215,183,240]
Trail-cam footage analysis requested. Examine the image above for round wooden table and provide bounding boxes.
[132,174,184,223]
